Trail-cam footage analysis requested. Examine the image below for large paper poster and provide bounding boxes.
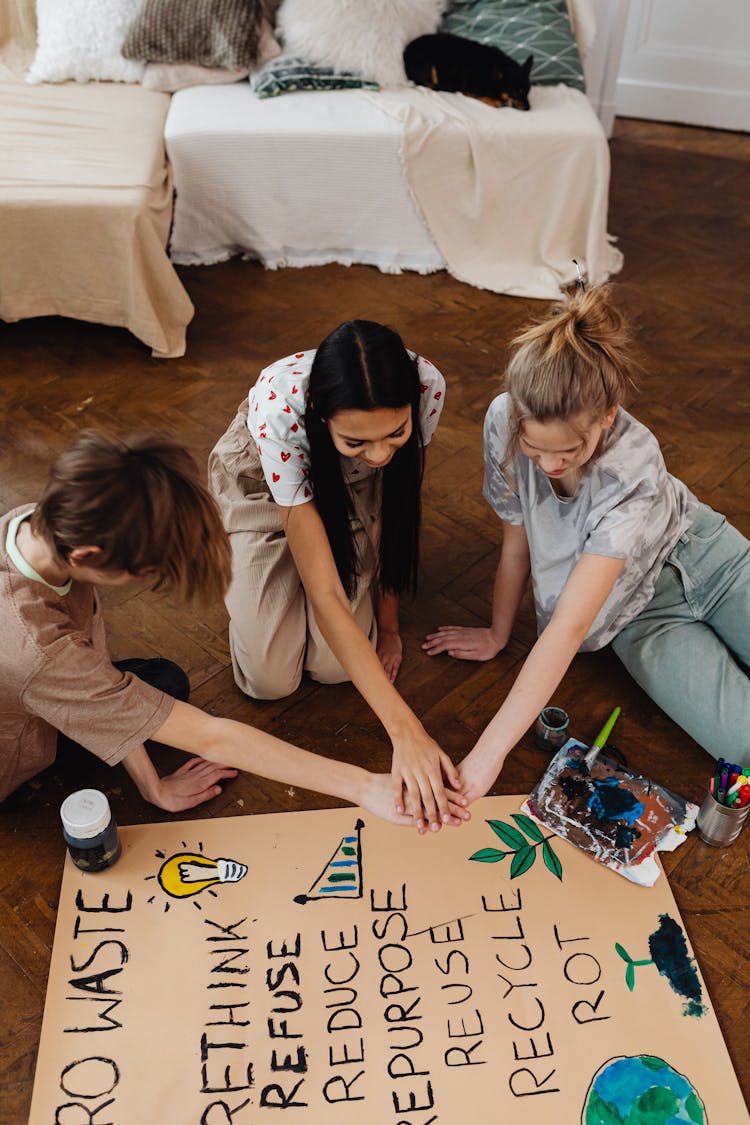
[30,797,747,1123]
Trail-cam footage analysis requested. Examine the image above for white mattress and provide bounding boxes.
[165,85,445,273]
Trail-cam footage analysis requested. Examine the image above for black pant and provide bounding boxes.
[57,658,190,756]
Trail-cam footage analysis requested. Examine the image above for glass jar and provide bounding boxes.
[60,789,121,873]
[535,707,570,753]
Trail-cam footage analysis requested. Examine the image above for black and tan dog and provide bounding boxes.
[404,32,532,110]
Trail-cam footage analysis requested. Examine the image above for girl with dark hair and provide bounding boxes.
[425,285,750,794]
[209,320,468,831]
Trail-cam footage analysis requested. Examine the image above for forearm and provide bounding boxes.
[487,523,531,645]
[120,744,161,803]
[470,552,625,779]
[471,620,584,772]
[310,588,421,738]
[376,590,400,633]
[282,501,424,746]
[172,707,372,805]
[490,545,530,645]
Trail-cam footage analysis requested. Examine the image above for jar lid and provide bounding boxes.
[60,789,112,839]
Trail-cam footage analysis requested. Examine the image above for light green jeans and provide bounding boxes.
[611,504,750,767]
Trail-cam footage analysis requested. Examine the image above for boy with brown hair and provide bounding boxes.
[1,430,468,830]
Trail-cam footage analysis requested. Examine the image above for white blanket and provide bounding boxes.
[165,85,444,274]
[367,84,623,299]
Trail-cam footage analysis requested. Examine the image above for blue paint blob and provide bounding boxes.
[588,777,645,827]
[582,1055,706,1124]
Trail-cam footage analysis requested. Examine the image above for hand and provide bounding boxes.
[391,724,469,832]
[458,745,504,803]
[360,774,471,833]
[150,757,238,813]
[377,628,403,683]
[423,625,506,662]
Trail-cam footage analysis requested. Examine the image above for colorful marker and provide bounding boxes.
[718,765,730,803]
[727,775,749,798]
[708,768,750,807]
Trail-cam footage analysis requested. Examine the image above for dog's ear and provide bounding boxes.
[523,54,533,75]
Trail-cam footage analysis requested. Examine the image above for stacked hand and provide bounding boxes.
[390,723,470,833]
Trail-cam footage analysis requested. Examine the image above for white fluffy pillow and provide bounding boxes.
[27,0,145,84]
[276,0,446,88]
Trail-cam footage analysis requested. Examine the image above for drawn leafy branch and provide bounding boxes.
[469,814,563,881]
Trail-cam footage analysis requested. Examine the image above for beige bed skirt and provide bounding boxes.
[0,80,194,358]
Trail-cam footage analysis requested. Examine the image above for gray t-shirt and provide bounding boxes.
[483,393,699,651]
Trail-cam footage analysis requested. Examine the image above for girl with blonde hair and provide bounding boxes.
[425,285,750,793]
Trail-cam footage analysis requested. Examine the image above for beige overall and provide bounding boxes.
[209,399,380,699]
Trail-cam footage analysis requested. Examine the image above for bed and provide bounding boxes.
[164,0,622,300]
[0,2,193,359]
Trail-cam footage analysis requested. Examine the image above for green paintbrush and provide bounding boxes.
[584,706,621,768]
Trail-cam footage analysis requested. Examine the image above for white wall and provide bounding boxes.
[615,0,750,131]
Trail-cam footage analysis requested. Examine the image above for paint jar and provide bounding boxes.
[535,707,570,752]
[695,790,750,848]
[60,789,121,873]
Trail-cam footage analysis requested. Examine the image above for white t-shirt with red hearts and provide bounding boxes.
[246,349,445,507]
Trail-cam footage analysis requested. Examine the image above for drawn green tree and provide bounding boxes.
[615,915,705,1018]
[469,814,563,881]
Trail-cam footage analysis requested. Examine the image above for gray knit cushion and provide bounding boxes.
[122,0,265,69]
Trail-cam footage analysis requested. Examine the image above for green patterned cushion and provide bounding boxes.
[252,57,380,99]
[441,0,585,92]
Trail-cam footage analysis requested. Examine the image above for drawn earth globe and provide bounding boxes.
[581,1055,707,1124]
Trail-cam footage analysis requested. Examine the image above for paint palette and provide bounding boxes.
[524,739,698,885]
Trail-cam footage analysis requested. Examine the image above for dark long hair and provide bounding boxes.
[304,320,424,600]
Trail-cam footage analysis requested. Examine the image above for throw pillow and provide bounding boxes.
[122,0,267,70]
[27,0,144,84]
[441,0,586,92]
[252,56,379,99]
[276,0,447,88]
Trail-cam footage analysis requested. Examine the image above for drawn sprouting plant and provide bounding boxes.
[469,814,563,881]
[614,944,654,992]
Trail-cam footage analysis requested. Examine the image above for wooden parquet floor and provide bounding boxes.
[1,118,749,1119]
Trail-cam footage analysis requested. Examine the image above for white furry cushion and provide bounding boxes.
[277,0,446,88]
[27,0,144,84]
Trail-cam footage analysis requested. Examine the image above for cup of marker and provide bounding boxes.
[696,760,750,847]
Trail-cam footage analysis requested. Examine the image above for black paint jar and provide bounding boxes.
[60,789,121,873]
[534,706,570,753]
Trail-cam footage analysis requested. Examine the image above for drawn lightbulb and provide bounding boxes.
[157,852,248,899]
